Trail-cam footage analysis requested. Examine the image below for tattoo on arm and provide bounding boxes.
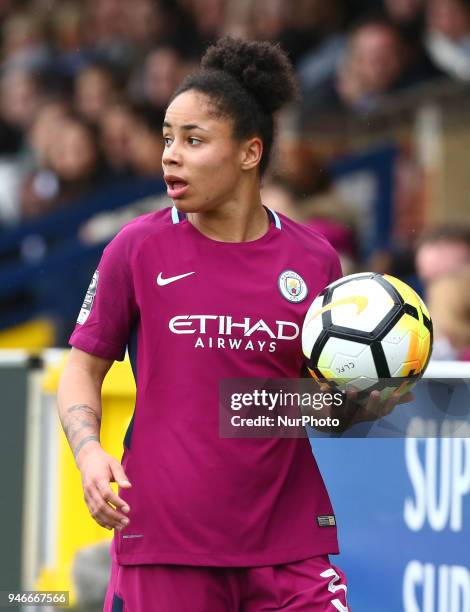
[62,404,101,460]
[73,435,100,460]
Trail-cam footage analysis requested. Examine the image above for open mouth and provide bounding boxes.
[165,177,189,199]
[166,179,187,189]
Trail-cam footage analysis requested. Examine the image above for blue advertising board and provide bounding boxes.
[312,380,470,612]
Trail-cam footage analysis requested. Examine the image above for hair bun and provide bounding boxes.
[201,36,298,114]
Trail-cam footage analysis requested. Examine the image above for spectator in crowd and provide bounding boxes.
[79,107,166,245]
[229,0,346,70]
[293,0,348,96]
[1,10,50,71]
[302,19,402,113]
[49,1,98,82]
[84,0,124,44]
[235,0,284,42]
[279,0,347,65]
[425,0,470,80]
[135,45,189,117]
[384,0,425,39]
[27,98,70,165]
[81,0,187,72]
[0,68,43,134]
[385,0,444,79]
[415,223,470,287]
[128,110,164,177]
[0,68,43,223]
[49,1,85,58]
[122,0,163,50]
[342,17,438,107]
[74,63,118,126]
[303,17,439,116]
[82,0,136,72]
[426,265,470,360]
[0,98,70,224]
[21,117,103,218]
[99,101,139,178]
[184,0,229,45]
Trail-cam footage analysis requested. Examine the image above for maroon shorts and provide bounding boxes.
[103,555,349,611]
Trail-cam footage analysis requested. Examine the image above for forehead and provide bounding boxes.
[417,240,470,279]
[420,240,470,258]
[353,26,398,49]
[164,90,231,131]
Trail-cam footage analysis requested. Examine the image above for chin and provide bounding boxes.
[172,198,212,214]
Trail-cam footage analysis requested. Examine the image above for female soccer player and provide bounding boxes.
[58,37,382,611]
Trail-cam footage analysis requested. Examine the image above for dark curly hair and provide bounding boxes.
[170,37,298,176]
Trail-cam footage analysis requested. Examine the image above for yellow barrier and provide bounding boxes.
[0,318,55,350]
[37,355,135,604]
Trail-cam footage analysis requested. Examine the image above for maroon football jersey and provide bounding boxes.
[70,205,342,566]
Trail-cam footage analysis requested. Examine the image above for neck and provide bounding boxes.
[187,183,269,243]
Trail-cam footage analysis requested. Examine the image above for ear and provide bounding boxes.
[240,136,263,171]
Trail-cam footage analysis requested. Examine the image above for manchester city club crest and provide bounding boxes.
[278,270,308,303]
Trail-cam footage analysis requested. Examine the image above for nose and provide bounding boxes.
[162,139,182,168]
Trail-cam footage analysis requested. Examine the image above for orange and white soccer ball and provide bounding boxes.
[302,273,433,396]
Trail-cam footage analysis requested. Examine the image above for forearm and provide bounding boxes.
[57,361,104,466]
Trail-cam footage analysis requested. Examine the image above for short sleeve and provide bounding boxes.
[69,230,138,361]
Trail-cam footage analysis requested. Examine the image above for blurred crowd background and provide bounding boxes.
[1,0,470,361]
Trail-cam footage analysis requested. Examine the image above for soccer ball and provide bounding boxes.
[302,272,433,397]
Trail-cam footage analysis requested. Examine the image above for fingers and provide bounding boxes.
[79,451,133,531]
[382,389,414,413]
[83,464,132,530]
[345,387,358,403]
[327,385,416,430]
[109,461,132,489]
[84,481,130,531]
[363,389,415,420]
[396,391,415,405]
[96,478,130,516]
[345,389,381,425]
[361,389,382,420]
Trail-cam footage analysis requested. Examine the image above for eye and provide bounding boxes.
[188,137,202,146]
[163,136,173,147]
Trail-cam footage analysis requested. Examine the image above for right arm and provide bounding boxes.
[57,347,132,531]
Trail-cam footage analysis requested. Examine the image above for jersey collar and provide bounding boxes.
[170,205,282,230]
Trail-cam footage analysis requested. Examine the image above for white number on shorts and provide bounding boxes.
[320,568,349,611]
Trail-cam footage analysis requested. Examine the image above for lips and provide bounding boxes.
[164,175,189,199]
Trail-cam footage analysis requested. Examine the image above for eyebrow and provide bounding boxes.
[162,121,208,132]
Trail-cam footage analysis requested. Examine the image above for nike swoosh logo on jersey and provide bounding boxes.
[157,271,195,286]
[306,296,368,325]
